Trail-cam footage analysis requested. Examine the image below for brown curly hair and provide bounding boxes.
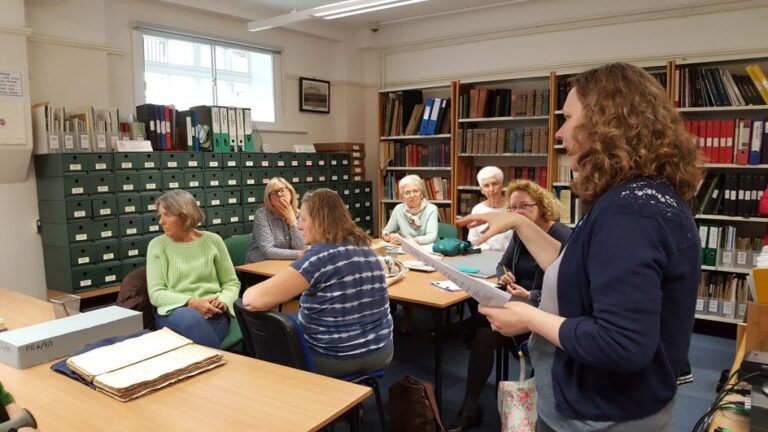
[301,188,370,247]
[505,179,561,222]
[568,63,703,209]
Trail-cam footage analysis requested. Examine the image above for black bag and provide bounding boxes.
[389,375,445,432]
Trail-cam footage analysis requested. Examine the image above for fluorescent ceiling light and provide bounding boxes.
[317,0,428,20]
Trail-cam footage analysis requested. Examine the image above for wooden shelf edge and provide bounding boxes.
[47,285,121,300]
[695,313,742,324]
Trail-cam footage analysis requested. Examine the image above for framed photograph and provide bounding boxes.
[299,77,330,113]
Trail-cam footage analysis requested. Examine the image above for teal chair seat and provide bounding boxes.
[221,234,251,351]
[437,222,458,239]
[221,318,242,350]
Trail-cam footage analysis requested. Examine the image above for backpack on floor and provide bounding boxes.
[389,375,445,432]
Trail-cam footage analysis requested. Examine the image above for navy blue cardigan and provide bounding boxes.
[554,177,700,421]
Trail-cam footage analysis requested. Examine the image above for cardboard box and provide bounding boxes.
[0,306,143,369]
[753,268,768,304]
[314,142,364,153]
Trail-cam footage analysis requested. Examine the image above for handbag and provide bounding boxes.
[498,352,537,432]
[389,375,445,432]
[431,238,480,257]
[380,256,407,286]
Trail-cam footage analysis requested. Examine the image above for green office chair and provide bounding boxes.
[437,222,458,239]
[223,234,252,266]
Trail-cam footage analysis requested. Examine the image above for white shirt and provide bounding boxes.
[466,201,514,251]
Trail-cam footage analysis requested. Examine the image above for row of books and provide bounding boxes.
[553,186,581,225]
[458,88,550,119]
[556,153,573,184]
[382,173,451,201]
[556,71,667,110]
[32,103,145,153]
[698,222,762,267]
[675,64,768,108]
[381,90,451,137]
[697,271,749,320]
[380,141,450,168]
[695,173,767,217]
[136,104,254,153]
[457,127,548,155]
[686,118,767,165]
[460,166,548,190]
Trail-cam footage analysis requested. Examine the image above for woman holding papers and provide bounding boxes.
[459,63,702,431]
[245,177,305,263]
[381,174,439,246]
[448,180,571,432]
[243,189,394,377]
[147,190,240,349]
[466,166,514,251]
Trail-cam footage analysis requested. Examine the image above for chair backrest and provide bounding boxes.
[223,234,251,266]
[233,299,312,371]
[437,222,458,239]
[115,266,155,329]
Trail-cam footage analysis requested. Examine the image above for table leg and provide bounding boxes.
[432,308,443,411]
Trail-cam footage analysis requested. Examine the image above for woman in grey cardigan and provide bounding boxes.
[245,177,305,263]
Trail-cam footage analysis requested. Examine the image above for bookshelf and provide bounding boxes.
[672,55,768,324]
[378,83,455,231]
[452,75,553,233]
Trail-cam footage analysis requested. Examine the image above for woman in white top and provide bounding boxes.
[466,166,513,251]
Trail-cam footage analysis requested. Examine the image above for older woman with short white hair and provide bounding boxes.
[381,174,439,245]
[467,166,514,251]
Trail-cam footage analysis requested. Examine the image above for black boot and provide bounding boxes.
[446,408,483,432]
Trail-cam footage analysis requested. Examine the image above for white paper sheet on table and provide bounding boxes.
[396,235,513,307]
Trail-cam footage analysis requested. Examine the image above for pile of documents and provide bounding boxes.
[66,327,225,401]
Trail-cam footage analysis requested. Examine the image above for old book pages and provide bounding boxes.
[66,328,225,401]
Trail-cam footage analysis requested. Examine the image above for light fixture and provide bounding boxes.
[247,0,428,32]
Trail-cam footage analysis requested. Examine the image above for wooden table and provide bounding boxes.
[236,255,472,409]
[0,289,371,432]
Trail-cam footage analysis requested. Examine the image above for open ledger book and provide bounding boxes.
[66,327,226,401]
[396,235,513,307]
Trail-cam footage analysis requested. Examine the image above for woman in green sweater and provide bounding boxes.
[146,189,240,348]
[1,381,34,430]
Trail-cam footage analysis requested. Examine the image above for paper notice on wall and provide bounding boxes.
[397,235,513,307]
[0,71,23,98]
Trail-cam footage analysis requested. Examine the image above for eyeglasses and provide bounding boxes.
[269,187,289,196]
[508,203,537,212]
[401,189,421,197]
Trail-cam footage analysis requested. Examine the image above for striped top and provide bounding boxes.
[147,231,240,317]
[245,207,305,263]
[291,243,393,358]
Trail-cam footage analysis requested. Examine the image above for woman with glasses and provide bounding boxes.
[448,179,571,432]
[466,166,514,251]
[243,189,393,377]
[381,174,439,245]
[459,63,701,431]
[245,177,305,264]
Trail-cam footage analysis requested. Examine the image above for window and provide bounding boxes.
[139,29,278,123]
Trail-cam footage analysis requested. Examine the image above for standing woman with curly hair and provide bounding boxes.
[459,63,703,431]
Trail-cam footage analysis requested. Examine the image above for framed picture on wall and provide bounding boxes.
[299,77,330,113]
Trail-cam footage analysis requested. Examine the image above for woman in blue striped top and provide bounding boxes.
[243,188,394,377]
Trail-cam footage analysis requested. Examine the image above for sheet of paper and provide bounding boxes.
[397,235,513,307]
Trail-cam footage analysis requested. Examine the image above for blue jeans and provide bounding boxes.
[155,307,230,348]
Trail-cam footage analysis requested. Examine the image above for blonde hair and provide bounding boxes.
[398,174,427,197]
[505,179,561,222]
[156,189,205,231]
[301,189,370,247]
[263,177,298,215]
[569,62,703,209]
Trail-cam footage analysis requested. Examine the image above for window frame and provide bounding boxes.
[132,25,282,125]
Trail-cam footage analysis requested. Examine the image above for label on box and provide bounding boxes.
[146,183,157,190]
[737,251,748,265]
[228,198,237,204]
[80,279,92,287]
[64,135,75,149]
[331,160,338,166]
[245,161,254,167]
[123,184,134,191]
[189,161,198,167]
[79,135,90,150]
[319,176,326,182]
[331,175,338,181]
[148,204,157,211]
[231,216,239,222]
[149,225,159,231]
[121,162,133,169]
[74,210,86,218]
[306,176,313,182]
[213,218,221,224]
[49,134,60,149]
[228,180,237,186]
[97,135,107,149]
[97,186,108,193]
[78,257,90,264]
[261,161,269,167]
[190,181,199,187]
[105,275,116,282]
[209,161,219,167]
[210,180,219,186]
[211,200,220,205]
[708,299,719,313]
[722,301,734,316]
[103,253,114,260]
[307,161,313,166]
[292,177,299,183]
[291,161,298,166]
[170,182,179,188]
[144,162,155,168]
[95,163,106,170]
[69,163,82,171]
[248,197,255,203]
[101,231,112,238]
[71,187,84,194]
[247,179,255,185]
[125,206,135,213]
[249,215,254,221]
[738,303,747,316]
[128,249,138,256]
[227,161,236,167]
[126,228,137,235]
[695,298,704,312]
[277,161,285,167]
[99,209,111,215]
[168,161,178,168]
[319,160,325,166]
[262,179,269,184]
[75,234,88,241]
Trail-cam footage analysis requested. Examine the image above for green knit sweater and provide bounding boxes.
[0,382,13,407]
[147,231,240,317]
